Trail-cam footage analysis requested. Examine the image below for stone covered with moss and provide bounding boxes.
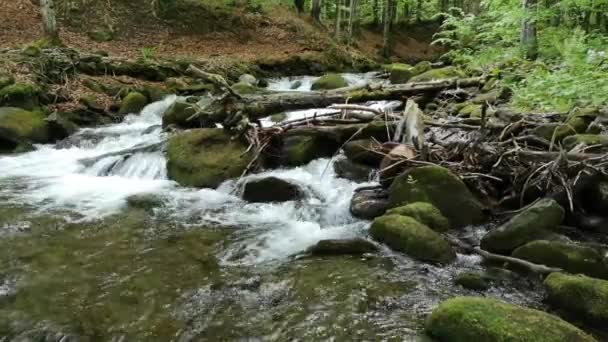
[0,107,49,153]
[512,240,608,279]
[0,83,41,110]
[545,272,608,328]
[119,91,148,114]
[388,165,484,228]
[563,134,608,151]
[311,73,348,90]
[342,139,382,166]
[162,98,199,129]
[534,109,597,142]
[454,271,494,291]
[383,63,415,84]
[410,66,465,82]
[280,135,339,166]
[426,296,596,341]
[232,81,263,95]
[166,128,253,188]
[458,103,483,118]
[480,199,564,254]
[385,202,449,232]
[370,215,455,263]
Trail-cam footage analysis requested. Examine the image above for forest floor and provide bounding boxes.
[0,0,442,66]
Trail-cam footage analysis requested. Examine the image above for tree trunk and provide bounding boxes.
[372,0,379,26]
[311,0,322,22]
[347,0,359,45]
[39,0,60,44]
[335,0,342,40]
[382,0,394,57]
[521,0,538,60]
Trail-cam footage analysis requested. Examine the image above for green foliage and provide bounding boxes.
[140,46,158,61]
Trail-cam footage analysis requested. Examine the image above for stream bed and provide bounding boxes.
[0,74,546,341]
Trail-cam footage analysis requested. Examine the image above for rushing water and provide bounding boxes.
[0,74,546,340]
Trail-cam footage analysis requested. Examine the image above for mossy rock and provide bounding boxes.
[166,128,253,188]
[410,67,465,82]
[413,61,432,75]
[280,135,339,166]
[536,109,599,142]
[87,30,114,42]
[0,107,49,153]
[454,271,494,291]
[383,63,415,84]
[306,238,378,256]
[232,82,263,95]
[563,134,608,151]
[0,73,15,89]
[342,139,382,166]
[545,272,608,328]
[311,74,348,90]
[426,296,596,342]
[142,84,169,102]
[480,199,564,254]
[458,104,483,118]
[333,158,372,183]
[512,240,608,279]
[126,193,165,212]
[370,215,455,263]
[388,165,484,228]
[385,202,449,232]
[119,92,148,115]
[241,177,304,203]
[0,83,40,110]
[79,94,104,111]
[161,99,198,129]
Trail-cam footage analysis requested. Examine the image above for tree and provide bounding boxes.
[521,0,538,60]
[39,0,60,44]
[382,0,395,56]
[311,0,322,22]
[295,0,305,13]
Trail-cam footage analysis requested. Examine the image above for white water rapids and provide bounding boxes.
[0,73,392,264]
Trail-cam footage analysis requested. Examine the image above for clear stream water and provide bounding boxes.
[0,74,545,341]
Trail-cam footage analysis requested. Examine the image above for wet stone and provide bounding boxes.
[350,188,389,220]
[241,177,304,203]
[307,238,378,256]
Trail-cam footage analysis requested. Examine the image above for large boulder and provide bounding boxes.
[0,83,40,110]
[388,165,484,228]
[480,199,564,254]
[545,272,608,328]
[0,107,49,153]
[385,202,449,232]
[166,128,253,188]
[280,135,339,166]
[306,238,378,256]
[409,66,465,82]
[241,177,304,203]
[370,215,455,263]
[426,296,596,342]
[512,240,608,279]
[350,189,389,220]
[119,91,148,114]
[342,139,383,166]
[311,74,348,90]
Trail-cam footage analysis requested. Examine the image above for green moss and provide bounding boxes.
[545,272,608,328]
[410,67,465,82]
[0,83,40,110]
[270,112,287,123]
[413,61,432,75]
[0,107,49,146]
[281,135,338,166]
[119,91,148,115]
[311,73,348,90]
[231,81,263,95]
[161,99,197,128]
[87,30,114,42]
[387,165,484,228]
[454,272,493,290]
[480,199,564,254]
[512,241,608,279]
[426,296,595,342]
[79,94,102,110]
[458,103,483,118]
[166,128,253,188]
[370,215,455,263]
[563,134,608,150]
[343,139,382,166]
[0,73,15,89]
[383,63,415,84]
[385,202,449,232]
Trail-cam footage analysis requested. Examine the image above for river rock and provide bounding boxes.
[343,139,383,166]
[385,202,449,232]
[166,128,254,188]
[241,177,304,203]
[238,74,257,86]
[388,165,484,228]
[545,272,608,328]
[409,66,465,82]
[0,82,40,110]
[280,135,339,166]
[480,199,564,254]
[119,91,148,114]
[126,193,165,211]
[162,98,198,128]
[426,296,596,342]
[512,240,608,279]
[350,189,389,220]
[307,238,378,256]
[0,107,50,153]
[310,74,348,90]
[454,271,494,291]
[370,215,455,263]
[333,157,372,182]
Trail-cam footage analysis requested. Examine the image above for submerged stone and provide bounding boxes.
[454,271,493,291]
[126,193,165,212]
[307,238,378,256]
[311,74,348,90]
[385,202,449,232]
[512,240,608,279]
[119,91,148,115]
[545,272,608,328]
[426,296,596,342]
[480,199,564,254]
[166,128,253,188]
[241,177,304,203]
[388,165,483,228]
[370,215,455,263]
